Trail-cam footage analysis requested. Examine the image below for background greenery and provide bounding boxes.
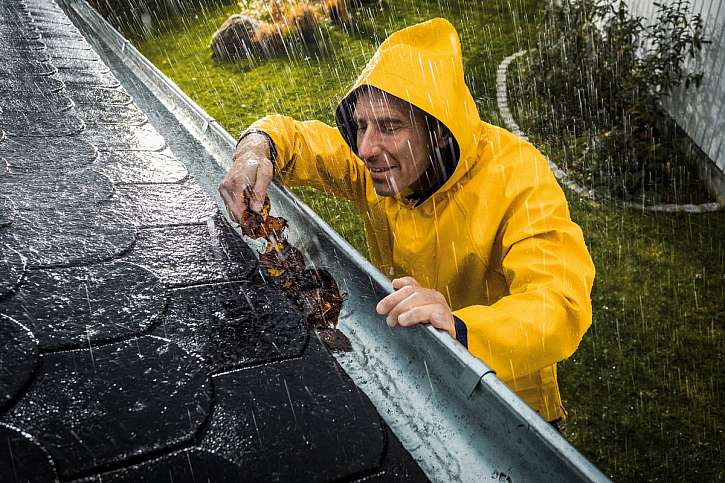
[100,0,724,479]
[513,0,712,204]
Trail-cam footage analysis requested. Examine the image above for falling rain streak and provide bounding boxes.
[0,0,723,482]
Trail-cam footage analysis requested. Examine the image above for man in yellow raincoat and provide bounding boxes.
[219,18,595,422]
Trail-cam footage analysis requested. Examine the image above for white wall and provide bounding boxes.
[627,0,725,198]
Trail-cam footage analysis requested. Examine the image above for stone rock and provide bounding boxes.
[210,14,259,61]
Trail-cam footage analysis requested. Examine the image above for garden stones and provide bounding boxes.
[210,14,259,61]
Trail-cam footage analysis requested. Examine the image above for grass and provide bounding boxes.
[559,197,723,481]
[112,0,725,480]
[506,54,724,479]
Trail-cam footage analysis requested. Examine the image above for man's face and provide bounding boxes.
[353,90,433,197]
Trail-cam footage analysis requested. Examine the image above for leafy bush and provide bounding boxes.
[210,0,352,60]
[525,0,708,200]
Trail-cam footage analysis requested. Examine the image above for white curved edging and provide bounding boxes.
[496,50,723,214]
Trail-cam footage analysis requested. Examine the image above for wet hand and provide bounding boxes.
[219,135,274,224]
[375,276,455,337]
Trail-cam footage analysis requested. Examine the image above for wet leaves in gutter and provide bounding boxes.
[240,189,347,350]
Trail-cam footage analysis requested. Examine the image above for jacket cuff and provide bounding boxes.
[453,315,468,348]
[237,128,278,166]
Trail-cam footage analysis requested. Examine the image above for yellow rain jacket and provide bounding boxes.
[245,18,595,421]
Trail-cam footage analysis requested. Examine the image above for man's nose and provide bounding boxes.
[357,126,381,160]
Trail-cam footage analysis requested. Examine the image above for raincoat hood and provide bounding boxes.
[335,18,481,200]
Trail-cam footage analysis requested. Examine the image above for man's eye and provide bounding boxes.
[381,125,399,133]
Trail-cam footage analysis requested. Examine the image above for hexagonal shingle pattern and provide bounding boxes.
[0,1,427,481]
[1,336,211,479]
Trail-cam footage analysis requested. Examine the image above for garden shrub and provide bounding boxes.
[210,0,351,60]
[524,0,708,200]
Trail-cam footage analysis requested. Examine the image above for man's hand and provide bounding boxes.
[376,276,455,337]
[219,133,274,224]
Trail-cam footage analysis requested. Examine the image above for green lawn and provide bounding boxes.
[122,1,724,480]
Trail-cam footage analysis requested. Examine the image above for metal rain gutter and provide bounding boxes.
[61,1,610,481]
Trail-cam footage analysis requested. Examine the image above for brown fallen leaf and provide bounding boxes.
[259,240,305,273]
[296,270,342,329]
[239,186,288,239]
[237,187,343,329]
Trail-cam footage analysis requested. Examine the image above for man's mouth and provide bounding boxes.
[369,166,396,174]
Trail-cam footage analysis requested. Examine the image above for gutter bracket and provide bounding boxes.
[459,365,495,398]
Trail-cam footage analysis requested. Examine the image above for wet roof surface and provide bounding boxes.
[0,1,428,481]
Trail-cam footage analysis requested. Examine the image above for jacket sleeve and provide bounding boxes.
[246,114,368,204]
[453,147,595,382]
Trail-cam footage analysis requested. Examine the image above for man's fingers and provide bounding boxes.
[392,276,419,289]
[251,160,273,213]
[221,178,251,220]
[397,304,442,327]
[386,290,422,326]
[220,196,237,225]
[376,284,414,315]
[397,305,455,336]
[219,187,241,224]
[230,189,248,224]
